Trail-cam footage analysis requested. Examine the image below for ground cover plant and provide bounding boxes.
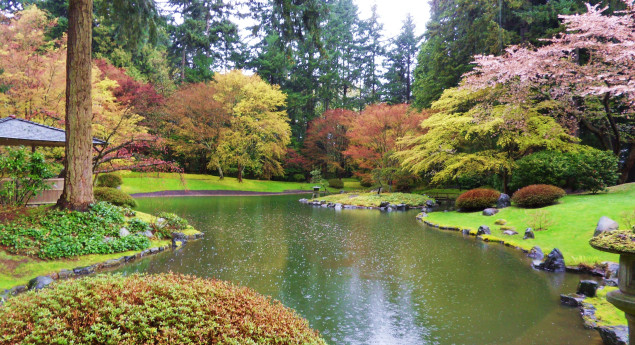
[0,202,150,259]
[455,188,500,211]
[0,273,327,345]
[312,192,432,207]
[423,183,635,265]
[512,184,566,208]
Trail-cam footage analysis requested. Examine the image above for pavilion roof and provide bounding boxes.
[0,117,106,147]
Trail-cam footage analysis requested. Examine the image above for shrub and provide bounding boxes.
[0,148,54,206]
[512,184,565,208]
[96,173,123,188]
[94,187,137,208]
[0,202,150,259]
[359,174,374,187]
[157,212,188,230]
[128,217,150,233]
[292,173,306,182]
[0,273,327,345]
[393,172,419,192]
[455,188,501,211]
[328,178,344,189]
[510,148,619,193]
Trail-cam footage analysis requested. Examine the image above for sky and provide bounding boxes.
[354,0,431,39]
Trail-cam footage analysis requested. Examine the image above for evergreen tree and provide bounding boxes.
[383,14,420,104]
[356,5,384,107]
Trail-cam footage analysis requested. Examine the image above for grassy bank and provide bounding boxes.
[120,171,362,194]
[311,192,432,208]
[0,207,201,291]
[424,183,634,265]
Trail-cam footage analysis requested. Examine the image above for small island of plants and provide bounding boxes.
[306,192,433,209]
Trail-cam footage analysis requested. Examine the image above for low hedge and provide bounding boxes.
[94,187,137,208]
[0,273,327,345]
[96,173,123,188]
[512,184,566,208]
[328,178,344,189]
[455,188,501,211]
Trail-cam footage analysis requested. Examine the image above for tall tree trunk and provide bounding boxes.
[237,163,243,183]
[57,0,94,211]
[603,92,621,156]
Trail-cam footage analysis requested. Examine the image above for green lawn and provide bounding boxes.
[312,192,432,207]
[425,183,635,265]
[0,239,170,291]
[120,171,363,194]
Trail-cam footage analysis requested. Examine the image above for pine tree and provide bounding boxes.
[383,14,420,104]
[356,5,384,107]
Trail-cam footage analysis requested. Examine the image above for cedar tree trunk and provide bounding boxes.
[57,0,94,211]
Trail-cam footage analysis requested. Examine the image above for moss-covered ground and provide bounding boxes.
[584,287,628,327]
[312,192,432,207]
[425,183,635,265]
[120,171,363,194]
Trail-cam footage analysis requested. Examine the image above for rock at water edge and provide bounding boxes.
[477,225,491,236]
[577,280,599,297]
[527,246,544,260]
[28,276,54,290]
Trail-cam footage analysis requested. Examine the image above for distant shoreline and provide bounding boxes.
[131,190,312,198]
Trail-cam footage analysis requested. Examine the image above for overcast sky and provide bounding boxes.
[355,0,430,39]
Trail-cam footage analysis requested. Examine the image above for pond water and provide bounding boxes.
[114,195,602,345]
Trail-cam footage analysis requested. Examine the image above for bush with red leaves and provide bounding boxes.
[455,188,501,211]
[512,184,566,208]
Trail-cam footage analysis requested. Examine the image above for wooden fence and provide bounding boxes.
[27,178,64,205]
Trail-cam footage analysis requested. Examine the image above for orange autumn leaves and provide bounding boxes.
[304,103,430,181]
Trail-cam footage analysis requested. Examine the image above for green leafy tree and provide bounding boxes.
[398,87,578,193]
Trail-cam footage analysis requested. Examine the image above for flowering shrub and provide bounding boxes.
[455,188,501,211]
[0,273,327,345]
[512,184,566,208]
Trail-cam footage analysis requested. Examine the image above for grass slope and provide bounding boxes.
[425,183,635,265]
[121,172,363,194]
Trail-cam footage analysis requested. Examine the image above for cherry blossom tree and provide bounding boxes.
[464,1,635,182]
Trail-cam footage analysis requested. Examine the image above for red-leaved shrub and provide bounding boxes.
[455,188,501,211]
[0,273,327,344]
[512,184,565,208]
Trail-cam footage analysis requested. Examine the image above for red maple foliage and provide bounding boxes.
[303,108,355,176]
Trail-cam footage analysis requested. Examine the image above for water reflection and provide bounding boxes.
[113,195,601,345]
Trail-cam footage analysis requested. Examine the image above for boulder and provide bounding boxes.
[334,203,343,210]
[379,201,390,208]
[560,293,585,307]
[604,278,619,287]
[603,261,619,279]
[462,229,471,236]
[538,248,566,273]
[577,280,599,297]
[527,246,544,260]
[58,269,73,279]
[594,216,619,237]
[502,230,518,236]
[494,219,507,225]
[415,212,428,220]
[523,228,535,240]
[395,204,407,211]
[73,266,95,275]
[425,199,435,207]
[142,230,154,238]
[497,193,511,208]
[299,198,308,203]
[482,208,499,216]
[27,276,54,291]
[119,227,130,237]
[598,326,629,345]
[477,225,491,236]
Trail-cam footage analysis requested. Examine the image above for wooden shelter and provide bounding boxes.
[0,116,106,204]
[0,116,106,149]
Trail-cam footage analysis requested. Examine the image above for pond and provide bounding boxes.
[114,195,602,345]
